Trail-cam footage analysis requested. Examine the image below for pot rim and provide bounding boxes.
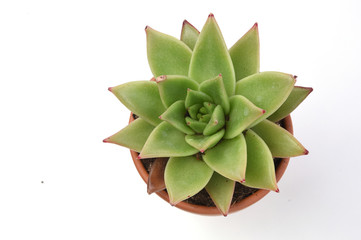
[129,114,293,215]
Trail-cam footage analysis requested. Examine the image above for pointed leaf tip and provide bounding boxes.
[268,85,313,122]
[275,188,280,193]
[229,23,260,81]
[182,20,193,28]
[147,27,191,77]
[208,13,214,18]
[137,155,142,159]
[252,119,307,157]
[103,138,110,143]
[292,75,297,83]
[108,87,113,92]
[304,149,309,155]
[182,19,200,33]
[181,20,199,50]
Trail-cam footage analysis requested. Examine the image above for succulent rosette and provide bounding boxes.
[105,14,312,215]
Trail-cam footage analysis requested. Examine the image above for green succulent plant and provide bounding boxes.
[104,14,312,216]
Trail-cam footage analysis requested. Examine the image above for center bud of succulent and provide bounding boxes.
[185,102,225,135]
[182,93,227,153]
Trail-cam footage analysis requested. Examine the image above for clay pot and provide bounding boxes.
[129,114,293,215]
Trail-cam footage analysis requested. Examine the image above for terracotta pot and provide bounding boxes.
[129,114,293,215]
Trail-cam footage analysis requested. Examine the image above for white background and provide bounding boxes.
[1,0,360,239]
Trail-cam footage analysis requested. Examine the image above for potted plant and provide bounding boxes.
[104,14,312,216]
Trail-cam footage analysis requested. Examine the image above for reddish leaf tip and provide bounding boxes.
[253,22,258,28]
[159,115,162,119]
[240,179,246,183]
[208,13,214,18]
[108,87,113,92]
[155,75,167,83]
[150,77,156,82]
[145,25,150,31]
[137,155,142,160]
[218,73,222,77]
[293,75,298,79]
[200,149,205,153]
[103,138,110,143]
[182,20,200,34]
[296,86,313,94]
[275,188,280,193]
[262,109,266,114]
[147,187,154,195]
[304,149,309,155]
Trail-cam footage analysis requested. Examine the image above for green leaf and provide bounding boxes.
[185,129,225,153]
[146,26,192,77]
[188,104,202,119]
[180,20,199,50]
[229,23,260,81]
[203,102,216,113]
[189,14,236,96]
[268,86,313,122]
[235,71,295,127]
[199,75,230,114]
[104,118,155,152]
[243,130,278,191]
[203,105,225,136]
[185,89,212,109]
[140,122,198,158]
[203,133,247,182]
[199,114,211,123]
[185,117,207,133]
[156,75,199,107]
[205,172,235,216]
[251,119,308,157]
[224,95,265,139]
[160,100,194,135]
[110,81,165,126]
[165,156,213,205]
